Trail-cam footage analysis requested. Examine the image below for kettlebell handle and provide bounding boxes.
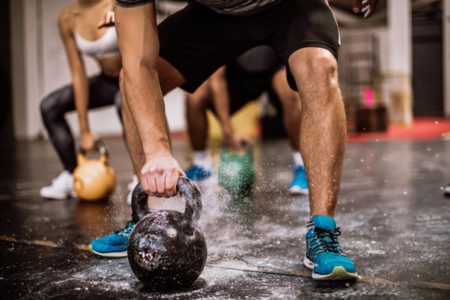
[78,140,109,158]
[220,143,253,161]
[221,140,253,153]
[131,176,202,227]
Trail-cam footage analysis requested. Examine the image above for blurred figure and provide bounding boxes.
[39,0,127,200]
[185,46,308,194]
[443,183,450,197]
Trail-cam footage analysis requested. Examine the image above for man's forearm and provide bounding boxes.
[115,4,169,160]
[122,67,171,159]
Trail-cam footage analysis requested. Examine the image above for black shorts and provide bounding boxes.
[159,0,340,93]
[223,62,281,114]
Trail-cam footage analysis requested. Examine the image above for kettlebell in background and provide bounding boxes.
[73,141,116,202]
[218,145,256,195]
[128,177,207,291]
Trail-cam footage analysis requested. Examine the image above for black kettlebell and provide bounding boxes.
[128,176,207,291]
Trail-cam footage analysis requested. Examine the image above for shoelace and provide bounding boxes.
[309,227,343,257]
[116,221,135,237]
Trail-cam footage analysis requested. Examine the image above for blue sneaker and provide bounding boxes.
[289,165,309,195]
[304,215,358,280]
[185,164,212,182]
[89,221,135,258]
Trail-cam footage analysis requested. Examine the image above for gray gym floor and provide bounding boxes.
[0,137,449,299]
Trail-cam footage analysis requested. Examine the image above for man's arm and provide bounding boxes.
[115,3,183,196]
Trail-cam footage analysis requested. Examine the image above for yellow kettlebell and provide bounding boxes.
[73,141,116,202]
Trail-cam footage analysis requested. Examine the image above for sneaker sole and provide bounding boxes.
[303,257,358,281]
[40,189,76,200]
[289,187,309,195]
[90,248,128,258]
[40,192,71,200]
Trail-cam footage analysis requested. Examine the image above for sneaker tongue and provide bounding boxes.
[312,215,336,231]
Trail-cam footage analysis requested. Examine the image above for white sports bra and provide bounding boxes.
[74,27,119,59]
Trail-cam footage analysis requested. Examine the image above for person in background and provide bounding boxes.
[185,46,308,195]
[443,183,450,197]
[39,0,138,201]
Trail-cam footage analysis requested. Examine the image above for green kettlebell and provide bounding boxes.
[218,147,256,195]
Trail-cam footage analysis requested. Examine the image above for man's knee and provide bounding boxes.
[289,48,339,91]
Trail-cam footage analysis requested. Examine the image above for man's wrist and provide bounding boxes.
[143,139,172,161]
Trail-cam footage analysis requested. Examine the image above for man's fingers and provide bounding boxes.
[352,0,362,13]
[141,174,149,193]
[140,156,184,197]
[356,0,379,19]
[165,171,179,197]
[149,174,158,195]
[156,169,167,196]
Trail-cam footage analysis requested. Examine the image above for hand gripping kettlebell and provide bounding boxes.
[73,141,116,202]
[128,177,207,290]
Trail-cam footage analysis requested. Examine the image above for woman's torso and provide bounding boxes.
[70,0,121,77]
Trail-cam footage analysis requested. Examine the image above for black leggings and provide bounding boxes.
[40,74,121,173]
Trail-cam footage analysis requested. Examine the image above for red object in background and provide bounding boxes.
[171,118,450,142]
[363,86,375,109]
[348,118,450,142]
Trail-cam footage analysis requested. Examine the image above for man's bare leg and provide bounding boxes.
[186,81,212,151]
[271,69,302,151]
[271,69,308,194]
[184,81,214,180]
[288,48,346,217]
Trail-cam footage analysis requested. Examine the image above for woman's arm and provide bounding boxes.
[58,8,98,150]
